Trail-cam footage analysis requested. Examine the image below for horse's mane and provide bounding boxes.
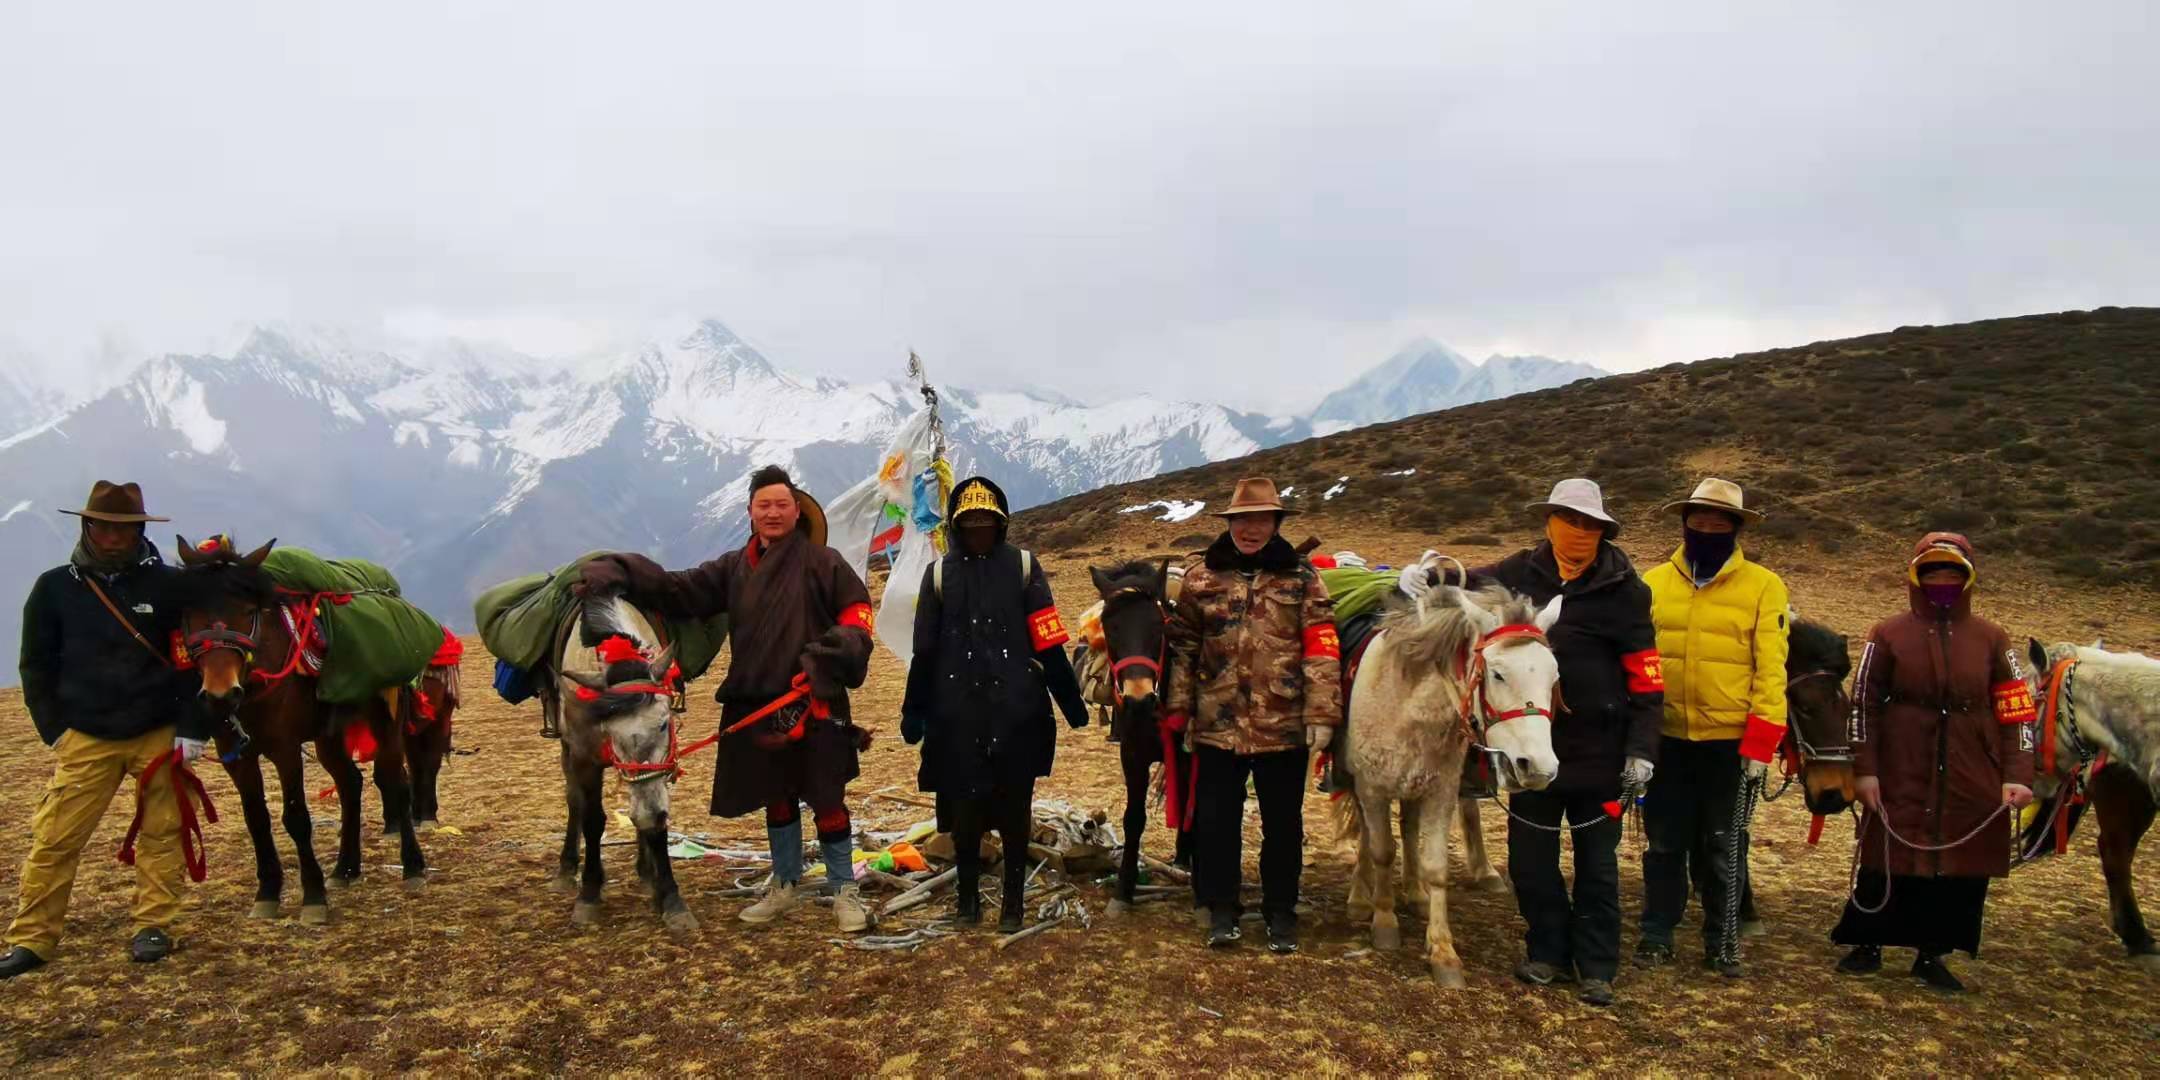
[167,556,278,610]
[1788,617,1851,679]
[1096,559,1166,598]
[1379,585,1539,681]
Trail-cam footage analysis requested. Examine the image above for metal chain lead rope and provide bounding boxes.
[1718,772,1761,968]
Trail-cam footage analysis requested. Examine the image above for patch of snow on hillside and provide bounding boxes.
[1324,477,1350,501]
[1384,468,1416,477]
[1120,499,1207,523]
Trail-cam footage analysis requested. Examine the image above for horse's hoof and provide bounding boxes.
[400,875,427,895]
[327,874,356,891]
[2132,951,2160,974]
[416,820,440,834]
[1105,898,1131,918]
[1740,919,1768,938]
[1373,925,1403,951]
[1432,965,1468,989]
[1346,903,1374,925]
[248,900,280,920]
[1472,874,1509,895]
[549,873,579,896]
[571,901,602,927]
[299,904,331,926]
[663,908,700,934]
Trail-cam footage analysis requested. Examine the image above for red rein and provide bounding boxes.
[581,636,826,781]
[118,748,219,882]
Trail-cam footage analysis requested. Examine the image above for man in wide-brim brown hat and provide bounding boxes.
[1165,476,1340,955]
[3,482,211,978]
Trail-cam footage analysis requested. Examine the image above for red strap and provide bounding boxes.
[2038,658,2075,777]
[119,749,218,883]
[1159,719,1191,831]
[1806,813,1826,846]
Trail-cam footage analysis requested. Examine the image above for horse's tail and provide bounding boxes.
[1331,786,1366,850]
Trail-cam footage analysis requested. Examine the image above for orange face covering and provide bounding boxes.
[1546,516,1602,581]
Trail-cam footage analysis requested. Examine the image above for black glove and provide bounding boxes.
[1063,706,1089,730]
[574,558,626,599]
[901,712,925,745]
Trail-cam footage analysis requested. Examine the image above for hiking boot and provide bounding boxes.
[738,880,803,924]
[832,885,870,933]
[1578,979,1616,1007]
[1266,911,1299,955]
[1207,909,1243,948]
[1632,939,1674,968]
[1837,945,1883,976]
[1913,953,1965,993]
[1514,959,1571,986]
[0,946,46,979]
[1703,954,1744,979]
[129,928,173,964]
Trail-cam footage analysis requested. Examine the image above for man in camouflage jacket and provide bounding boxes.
[1167,477,1341,954]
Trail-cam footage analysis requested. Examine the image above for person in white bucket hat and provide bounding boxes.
[1461,478,1664,1007]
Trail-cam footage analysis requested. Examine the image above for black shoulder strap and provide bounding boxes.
[81,575,169,667]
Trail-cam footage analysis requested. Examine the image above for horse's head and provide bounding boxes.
[2025,636,2091,798]
[1785,617,1856,814]
[171,534,279,713]
[1432,585,1564,792]
[1091,560,1172,720]
[561,595,680,829]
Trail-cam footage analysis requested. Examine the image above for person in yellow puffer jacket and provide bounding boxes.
[1633,478,1789,978]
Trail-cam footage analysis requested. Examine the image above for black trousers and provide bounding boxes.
[1641,736,1747,949]
[950,778,1035,902]
[1193,745,1308,918]
[1508,788,1624,981]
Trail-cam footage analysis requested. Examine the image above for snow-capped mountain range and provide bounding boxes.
[0,322,1602,674]
[1310,339,1605,435]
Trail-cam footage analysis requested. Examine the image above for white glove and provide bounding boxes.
[1742,757,1769,781]
[1622,757,1654,790]
[1308,726,1334,753]
[175,737,207,765]
[1331,551,1368,569]
[1397,563,1434,600]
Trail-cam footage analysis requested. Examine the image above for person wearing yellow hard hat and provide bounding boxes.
[902,475,1089,933]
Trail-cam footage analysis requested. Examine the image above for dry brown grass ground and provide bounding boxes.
[2,519,2157,1075]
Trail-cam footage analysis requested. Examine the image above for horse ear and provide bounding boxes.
[1155,558,1172,595]
[646,643,677,682]
[2028,637,2049,675]
[175,535,202,566]
[2090,637,2106,650]
[1090,566,1114,597]
[1533,594,1564,634]
[240,538,278,569]
[1448,587,1500,638]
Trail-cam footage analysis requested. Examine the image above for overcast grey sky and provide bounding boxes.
[3,2,2154,412]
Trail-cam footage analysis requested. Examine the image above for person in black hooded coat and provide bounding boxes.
[902,475,1089,930]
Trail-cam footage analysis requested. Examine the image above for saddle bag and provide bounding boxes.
[493,658,539,705]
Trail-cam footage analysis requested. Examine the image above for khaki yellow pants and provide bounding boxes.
[6,725,183,959]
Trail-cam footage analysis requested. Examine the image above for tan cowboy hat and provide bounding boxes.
[1525,478,1621,537]
[59,480,169,524]
[1214,476,1299,518]
[1661,477,1764,525]
[794,488,829,548]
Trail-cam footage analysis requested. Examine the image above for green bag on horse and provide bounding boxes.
[261,548,446,706]
[473,551,729,682]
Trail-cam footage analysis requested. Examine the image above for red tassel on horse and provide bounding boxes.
[345,723,378,764]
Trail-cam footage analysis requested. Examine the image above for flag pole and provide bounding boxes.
[906,351,953,554]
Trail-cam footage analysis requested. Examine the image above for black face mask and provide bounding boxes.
[1682,528,1738,577]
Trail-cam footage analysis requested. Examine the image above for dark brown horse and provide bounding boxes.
[170,536,427,923]
[2019,639,2160,972]
[1088,560,1196,914]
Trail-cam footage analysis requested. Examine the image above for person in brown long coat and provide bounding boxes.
[1832,532,2035,992]
[578,465,876,932]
